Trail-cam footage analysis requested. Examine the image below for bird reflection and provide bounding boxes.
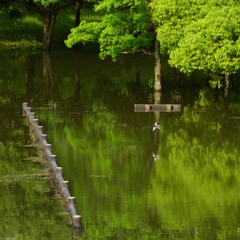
[152,122,160,131]
[152,153,160,161]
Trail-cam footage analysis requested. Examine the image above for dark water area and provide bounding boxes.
[1,50,240,239]
[0,84,73,238]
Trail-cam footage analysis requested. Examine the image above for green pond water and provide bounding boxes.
[1,50,240,239]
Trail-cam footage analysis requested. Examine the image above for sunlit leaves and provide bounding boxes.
[169,7,240,75]
[150,0,240,76]
[95,0,146,12]
[65,0,154,60]
[26,0,72,7]
[149,0,206,53]
[66,20,104,46]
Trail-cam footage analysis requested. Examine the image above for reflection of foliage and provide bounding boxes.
[64,102,145,176]
[0,96,10,104]
[182,88,223,126]
[150,125,240,234]
[148,93,154,103]
[35,86,240,238]
[208,73,223,88]
[148,88,240,238]
[148,78,154,89]
[36,102,160,237]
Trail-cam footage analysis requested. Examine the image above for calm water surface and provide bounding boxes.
[1,50,240,239]
[0,86,73,239]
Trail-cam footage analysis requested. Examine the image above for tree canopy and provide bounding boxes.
[65,0,155,60]
[65,0,165,90]
[21,0,75,50]
[169,7,240,78]
[150,0,240,85]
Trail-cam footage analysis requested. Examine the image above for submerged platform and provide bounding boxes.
[134,104,181,112]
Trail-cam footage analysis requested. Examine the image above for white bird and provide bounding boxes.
[152,153,160,161]
[152,122,160,131]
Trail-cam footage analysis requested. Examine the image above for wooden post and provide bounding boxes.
[55,167,64,186]
[22,102,28,116]
[25,107,32,116]
[56,167,63,175]
[30,112,36,122]
[145,105,152,112]
[134,104,181,112]
[166,105,173,112]
[62,181,71,202]
[40,134,48,149]
[49,155,58,173]
[62,180,69,189]
[23,102,28,109]
[45,144,52,151]
[68,197,78,216]
[38,126,44,133]
[50,155,57,162]
[68,197,76,206]
[36,126,44,141]
[32,119,39,132]
[45,144,52,161]
[73,215,82,228]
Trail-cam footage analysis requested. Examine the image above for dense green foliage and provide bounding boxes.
[26,0,72,7]
[0,8,102,50]
[149,0,205,54]
[150,0,240,81]
[1,0,240,83]
[169,7,240,77]
[65,0,154,60]
[65,0,240,85]
[0,0,26,18]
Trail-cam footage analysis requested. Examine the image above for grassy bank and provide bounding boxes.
[0,11,42,50]
[0,7,102,51]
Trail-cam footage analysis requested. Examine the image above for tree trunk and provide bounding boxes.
[74,0,83,50]
[75,0,81,27]
[222,74,231,119]
[135,63,140,85]
[74,51,81,102]
[154,38,161,91]
[41,4,62,51]
[154,90,161,147]
[224,74,230,99]
[224,74,231,107]
[26,54,35,94]
[23,1,70,51]
[42,51,54,103]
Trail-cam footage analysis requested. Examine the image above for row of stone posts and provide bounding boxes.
[22,102,81,229]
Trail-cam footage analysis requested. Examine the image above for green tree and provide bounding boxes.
[0,0,26,18]
[150,0,240,91]
[22,0,75,50]
[65,0,162,90]
[149,0,206,54]
[0,0,95,50]
[169,7,240,88]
